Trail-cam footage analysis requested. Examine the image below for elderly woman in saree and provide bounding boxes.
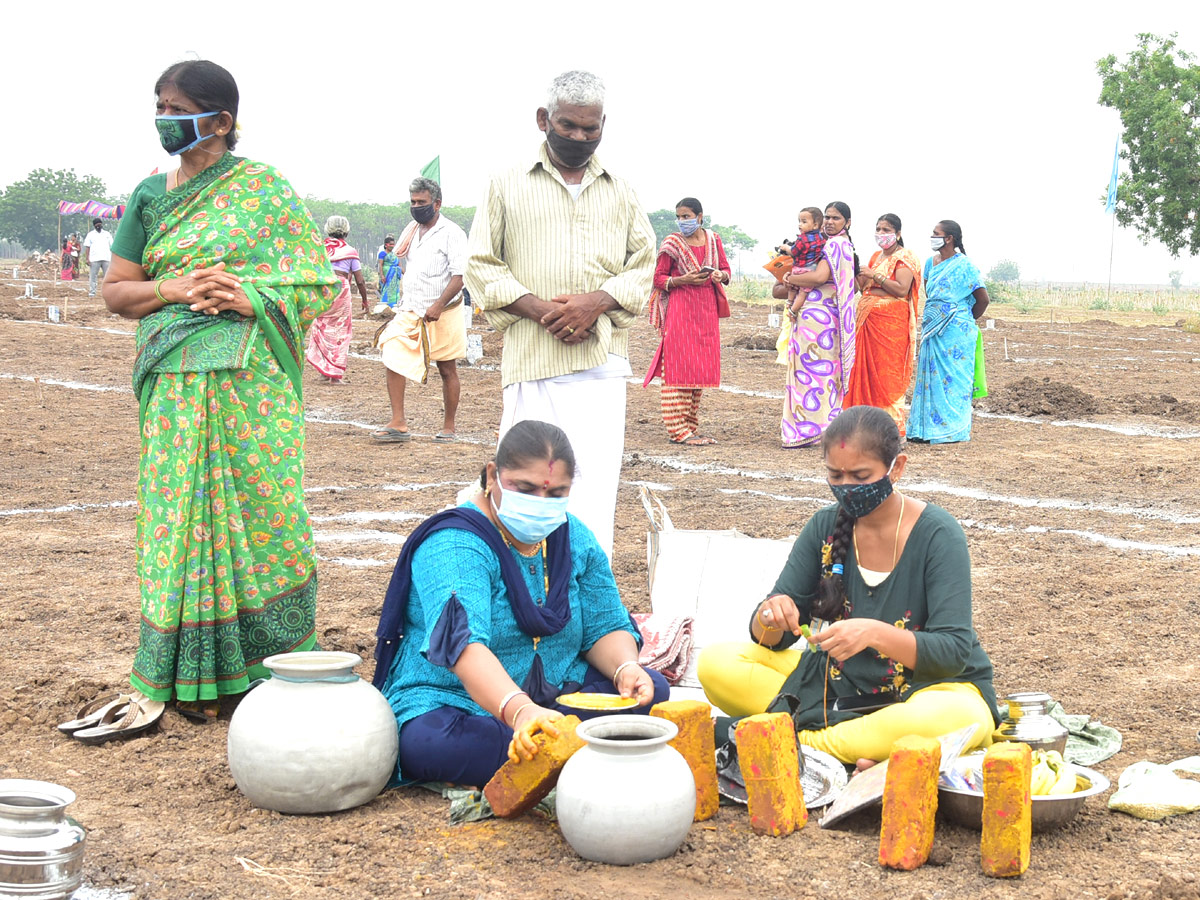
[306,215,368,383]
[909,220,990,444]
[102,59,336,725]
[777,201,858,448]
[845,213,923,438]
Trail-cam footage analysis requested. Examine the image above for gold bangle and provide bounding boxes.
[154,279,168,304]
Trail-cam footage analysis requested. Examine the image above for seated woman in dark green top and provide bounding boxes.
[697,405,999,766]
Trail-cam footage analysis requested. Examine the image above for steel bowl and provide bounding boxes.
[938,755,1111,832]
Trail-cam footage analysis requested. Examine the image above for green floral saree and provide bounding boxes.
[128,154,336,702]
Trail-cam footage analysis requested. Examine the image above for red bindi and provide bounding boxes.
[543,480,550,489]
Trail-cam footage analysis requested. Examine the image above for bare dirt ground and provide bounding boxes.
[1,277,1199,900]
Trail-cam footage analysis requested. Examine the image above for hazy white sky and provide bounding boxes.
[4,1,1198,284]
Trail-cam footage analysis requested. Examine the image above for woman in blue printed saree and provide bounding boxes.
[908,220,990,444]
[103,60,336,719]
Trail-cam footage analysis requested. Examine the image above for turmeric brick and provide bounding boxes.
[981,741,1033,877]
[879,734,941,870]
[735,712,807,836]
[651,700,719,821]
[483,715,585,818]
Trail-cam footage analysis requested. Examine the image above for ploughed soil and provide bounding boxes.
[1,278,1199,900]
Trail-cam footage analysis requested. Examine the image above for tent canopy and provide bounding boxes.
[58,199,124,218]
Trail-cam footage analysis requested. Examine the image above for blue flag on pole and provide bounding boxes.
[1105,141,1119,214]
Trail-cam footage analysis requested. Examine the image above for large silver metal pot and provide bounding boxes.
[0,779,86,900]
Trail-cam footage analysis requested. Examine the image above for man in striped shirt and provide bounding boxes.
[465,71,655,560]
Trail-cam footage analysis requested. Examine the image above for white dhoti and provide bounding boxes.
[499,367,628,561]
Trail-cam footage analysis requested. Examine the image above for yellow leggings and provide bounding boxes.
[697,641,995,764]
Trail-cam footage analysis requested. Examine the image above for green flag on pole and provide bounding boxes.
[420,156,440,184]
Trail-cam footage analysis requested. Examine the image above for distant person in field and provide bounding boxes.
[60,237,76,281]
[373,176,467,443]
[376,233,402,312]
[306,214,368,384]
[83,218,114,298]
[908,219,990,444]
[464,69,656,559]
[642,196,730,445]
[845,213,924,438]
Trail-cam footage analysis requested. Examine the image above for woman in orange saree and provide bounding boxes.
[845,213,923,438]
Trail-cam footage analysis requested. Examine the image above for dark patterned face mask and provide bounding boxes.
[828,459,895,518]
[155,112,219,156]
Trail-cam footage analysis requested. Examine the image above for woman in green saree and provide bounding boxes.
[103,60,336,720]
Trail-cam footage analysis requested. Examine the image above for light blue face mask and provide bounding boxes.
[677,218,700,236]
[155,111,220,156]
[492,484,569,544]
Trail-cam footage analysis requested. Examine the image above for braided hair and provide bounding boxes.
[826,201,859,276]
[811,406,903,621]
[938,219,967,256]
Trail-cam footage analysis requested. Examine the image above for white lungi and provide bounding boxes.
[498,358,629,561]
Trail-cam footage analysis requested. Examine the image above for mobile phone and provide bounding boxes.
[831,693,899,714]
[697,265,716,274]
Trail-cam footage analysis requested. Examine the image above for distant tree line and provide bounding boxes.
[1,169,759,264]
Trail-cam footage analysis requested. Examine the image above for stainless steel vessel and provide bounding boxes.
[994,691,1069,755]
[0,779,86,900]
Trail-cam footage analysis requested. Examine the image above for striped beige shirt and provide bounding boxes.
[465,143,655,386]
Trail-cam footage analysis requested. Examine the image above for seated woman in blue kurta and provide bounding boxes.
[373,420,669,787]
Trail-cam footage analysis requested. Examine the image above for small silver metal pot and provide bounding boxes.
[994,691,1069,755]
[0,779,86,900]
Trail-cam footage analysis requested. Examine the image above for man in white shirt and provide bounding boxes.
[82,218,114,298]
[372,177,468,443]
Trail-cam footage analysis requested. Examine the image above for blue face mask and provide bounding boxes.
[492,484,569,544]
[677,218,700,236]
[828,458,896,518]
[155,112,220,156]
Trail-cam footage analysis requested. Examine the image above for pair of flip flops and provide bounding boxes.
[371,428,411,443]
[57,692,165,745]
[370,429,458,443]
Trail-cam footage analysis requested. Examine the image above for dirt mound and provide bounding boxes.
[1117,393,1200,424]
[729,333,777,351]
[16,252,63,280]
[986,376,1100,419]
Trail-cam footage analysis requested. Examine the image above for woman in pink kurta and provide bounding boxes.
[643,197,731,445]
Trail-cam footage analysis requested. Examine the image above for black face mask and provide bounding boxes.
[545,128,601,169]
[411,204,437,225]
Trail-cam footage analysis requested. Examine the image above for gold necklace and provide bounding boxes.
[853,493,906,572]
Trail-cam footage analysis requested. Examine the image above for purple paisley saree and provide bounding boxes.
[781,232,857,447]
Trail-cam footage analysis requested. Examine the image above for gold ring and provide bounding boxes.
[566,326,575,335]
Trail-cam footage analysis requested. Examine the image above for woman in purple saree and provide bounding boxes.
[778,201,858,448]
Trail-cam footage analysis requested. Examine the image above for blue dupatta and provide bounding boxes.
[373,507,573,697]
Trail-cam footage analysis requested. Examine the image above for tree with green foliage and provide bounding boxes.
[0,168,111,251]
[646,209,757,252]
[1169,269,1183,289]
[987,259,1020,283]
[1097,33,1200,257]
[301,196,476,268]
